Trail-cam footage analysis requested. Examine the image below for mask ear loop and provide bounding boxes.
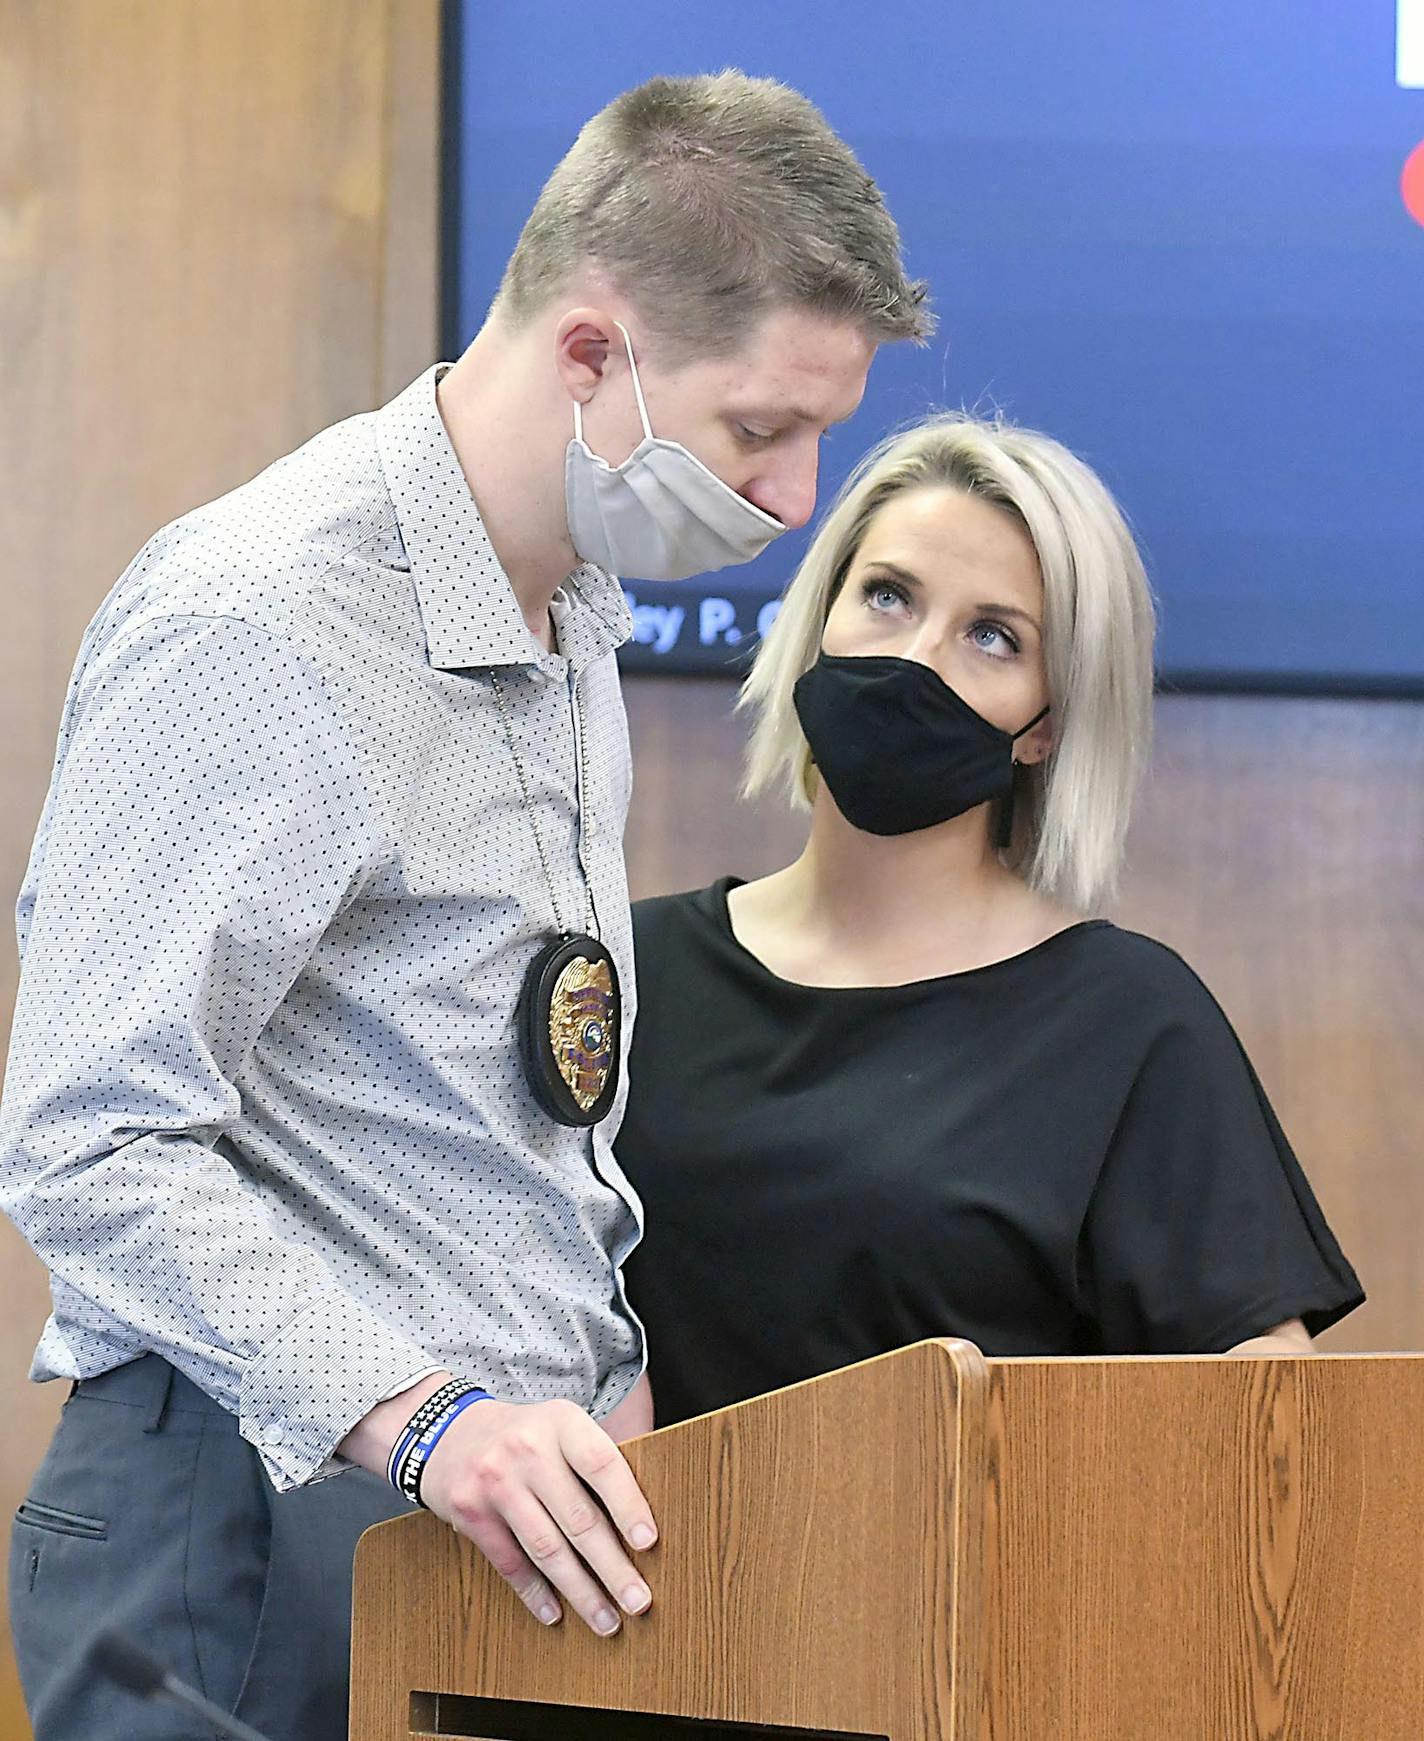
[571,320,655,448]
[997,705,1052,851]
[612,321,655,440]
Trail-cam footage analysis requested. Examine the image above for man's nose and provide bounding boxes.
[745,449,819,531]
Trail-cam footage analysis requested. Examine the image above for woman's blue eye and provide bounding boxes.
[862,580,907,612]
[971,620,1020,657]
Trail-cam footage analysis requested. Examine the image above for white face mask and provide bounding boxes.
[564,321,787,582]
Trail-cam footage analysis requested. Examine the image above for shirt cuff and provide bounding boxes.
[237,1291,442,1491]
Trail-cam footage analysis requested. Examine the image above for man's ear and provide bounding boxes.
[553,308,621,407]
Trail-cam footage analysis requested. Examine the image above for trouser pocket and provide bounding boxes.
[13,1500,108,1542]
[9,1386,209,1740]
[10,1374,404,1741]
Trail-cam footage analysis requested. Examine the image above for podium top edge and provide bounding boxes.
[985,1349,1422,1363]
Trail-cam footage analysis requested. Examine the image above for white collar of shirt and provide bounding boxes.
[375,365,632,676]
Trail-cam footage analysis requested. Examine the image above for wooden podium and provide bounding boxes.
[350,1343,1424,1739]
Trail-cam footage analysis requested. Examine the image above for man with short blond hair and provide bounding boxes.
[3,71,929,1741]
[494,71,930,354]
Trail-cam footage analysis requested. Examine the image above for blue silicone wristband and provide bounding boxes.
[398,1387,496,1506]
[386,1382,495,1496]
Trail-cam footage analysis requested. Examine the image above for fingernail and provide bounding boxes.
[622,1581,651,1614]
[538,1603,559,1626]
[594,1608,620,1636]
[629,1524,656,1548]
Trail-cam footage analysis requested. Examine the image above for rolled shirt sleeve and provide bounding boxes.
[0,613,437,1488]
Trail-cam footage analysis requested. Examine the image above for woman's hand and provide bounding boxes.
[1226,1316,1314,1354]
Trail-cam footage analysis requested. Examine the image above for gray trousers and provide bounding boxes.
[9,1356,407,1741]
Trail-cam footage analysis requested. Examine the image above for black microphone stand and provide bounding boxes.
[87,1628,275,1741]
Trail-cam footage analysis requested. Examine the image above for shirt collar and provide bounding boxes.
[375,365,631,674]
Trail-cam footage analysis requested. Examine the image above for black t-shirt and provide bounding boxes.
[616,878,1364,1426]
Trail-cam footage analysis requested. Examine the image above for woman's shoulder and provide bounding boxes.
[1073,922,1241,1036]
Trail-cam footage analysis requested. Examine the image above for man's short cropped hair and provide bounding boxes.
[492,71,933,356]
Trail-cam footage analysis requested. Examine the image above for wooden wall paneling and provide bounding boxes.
[1113,694,1424,1355]
[378,0,443,399]
[0,3,440,1733]
[622,675,810,899]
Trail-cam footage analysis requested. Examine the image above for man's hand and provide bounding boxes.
[340,1373,657,1636]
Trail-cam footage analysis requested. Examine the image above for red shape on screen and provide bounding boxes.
[1404,141,1424,229]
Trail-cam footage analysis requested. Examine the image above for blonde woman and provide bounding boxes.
[617,415,1362,1425]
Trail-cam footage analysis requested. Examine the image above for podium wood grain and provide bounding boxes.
[981,1353,1424,1740]
[352,1347,1424,1740]
[350,1339,989,1741]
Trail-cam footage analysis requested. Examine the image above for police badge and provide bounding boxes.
[517,935,621,1127]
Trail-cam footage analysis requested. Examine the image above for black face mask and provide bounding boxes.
[792,652,1049,841]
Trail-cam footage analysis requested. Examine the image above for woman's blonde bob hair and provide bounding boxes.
[739,414,1156,914]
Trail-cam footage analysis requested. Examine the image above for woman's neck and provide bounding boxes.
[733,797,1073,986]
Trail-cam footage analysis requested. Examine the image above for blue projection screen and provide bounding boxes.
[447,2,1424,691]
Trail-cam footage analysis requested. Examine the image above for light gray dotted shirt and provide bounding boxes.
[0,367,646,1491]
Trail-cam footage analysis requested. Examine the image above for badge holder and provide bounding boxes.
[517,934,621,1128]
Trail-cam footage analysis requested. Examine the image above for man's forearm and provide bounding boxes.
[339,1368,455,1474]
[602,1372,654,1441]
